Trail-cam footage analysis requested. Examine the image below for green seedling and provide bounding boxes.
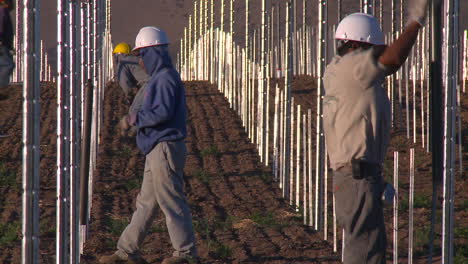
[413,225,431,256]
[0,221,20,247]
[454,226,468,239]
[103,237,115,249]
[193,219,211,239]
[258,172,272,184]
[208,240,232,259]
[399,197,409,212]
[124,177,141,190]
[383,159,393,180]
[212,216,235,231]
[151,223,167,233]
[454,243,468,264]
[0,163,19,191]
[107,217,129,236]
[193,170,211,184]
[40,218,56,236]
[116,146,133,158]
[461,199,468,212]
[200,145,220,157]
[249,211,281,227]
[413,194,431,209]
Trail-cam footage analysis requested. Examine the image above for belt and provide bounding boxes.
[336,160,381,180]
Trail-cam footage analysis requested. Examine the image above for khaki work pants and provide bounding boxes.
[333,169,386,264]
[116,140,197,257]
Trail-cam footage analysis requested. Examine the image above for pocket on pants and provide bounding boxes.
[333,175,358,226]
[162,141,186,173]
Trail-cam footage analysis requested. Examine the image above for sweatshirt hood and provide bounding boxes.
[140,45,173,76]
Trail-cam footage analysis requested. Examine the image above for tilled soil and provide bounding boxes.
[80,81,339,264]
[0,82,58,263]
[0,78,466,263]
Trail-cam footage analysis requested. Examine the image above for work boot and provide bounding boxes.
[98,253,125,264]
[161,256,200,264]
[98,252,147,264]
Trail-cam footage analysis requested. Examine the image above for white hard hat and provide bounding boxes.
[133,26,170,51]
[335,13,384,45]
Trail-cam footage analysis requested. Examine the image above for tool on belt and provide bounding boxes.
[349,159,395,206]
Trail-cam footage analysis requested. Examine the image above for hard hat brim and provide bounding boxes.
[335,37,383,46]
[132,43,170,52]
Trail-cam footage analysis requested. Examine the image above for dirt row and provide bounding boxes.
[80,81,339,263]
[1,77,466,263]
[0,83,58,263]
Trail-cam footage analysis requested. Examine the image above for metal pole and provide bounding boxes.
[44,52,49,82]
[209,0,213,82]
[302,113,307,224]
[413,66,417,143]
[188,15,192,80]
[363,0,373,15]
[379,0,383,28]
[337,0,342,23]
[442,0,458,262]
[80,2,87,123]
[308,109,313,226]
[40,40,44,81]
[22,0,41,263]
[290,98,295,205]
[245,0,249,131]
[79,79,93,244]
[429,0,443,262]
[57,0,70,262]
[393,151,399,264]
[230,0,235,108]
[302,0,306,75]
[284,0,292,203]
[273,84,280,181]
[259,0,267,164]
[315,0,327,231]
[68,1,80,262]
[463,30,467,93]
[295,105,301,211]
[78,1,87,254]
[292,0,296,75]
[276,3,281,74]
[194,0,198,79]
[421,28,426,149]
[409,148,415,264]
[204,0,208,81]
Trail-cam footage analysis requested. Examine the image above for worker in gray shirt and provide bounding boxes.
[323,0,429,263]
[113,42,150,105]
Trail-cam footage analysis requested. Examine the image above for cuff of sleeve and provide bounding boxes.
[406,17,425,28]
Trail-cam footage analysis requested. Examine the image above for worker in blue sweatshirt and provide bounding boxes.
[99,27,199,264]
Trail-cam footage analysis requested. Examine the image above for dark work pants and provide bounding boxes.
[333,168,386,264]
[0,46,13,88]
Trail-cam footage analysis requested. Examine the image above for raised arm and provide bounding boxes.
[377,0,430,73]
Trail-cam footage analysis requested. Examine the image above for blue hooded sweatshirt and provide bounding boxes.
[135,45,187,155]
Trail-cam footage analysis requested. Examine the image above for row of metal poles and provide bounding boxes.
[21,0,113,263]
[177,0,464,263]
[11,40,55,83]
